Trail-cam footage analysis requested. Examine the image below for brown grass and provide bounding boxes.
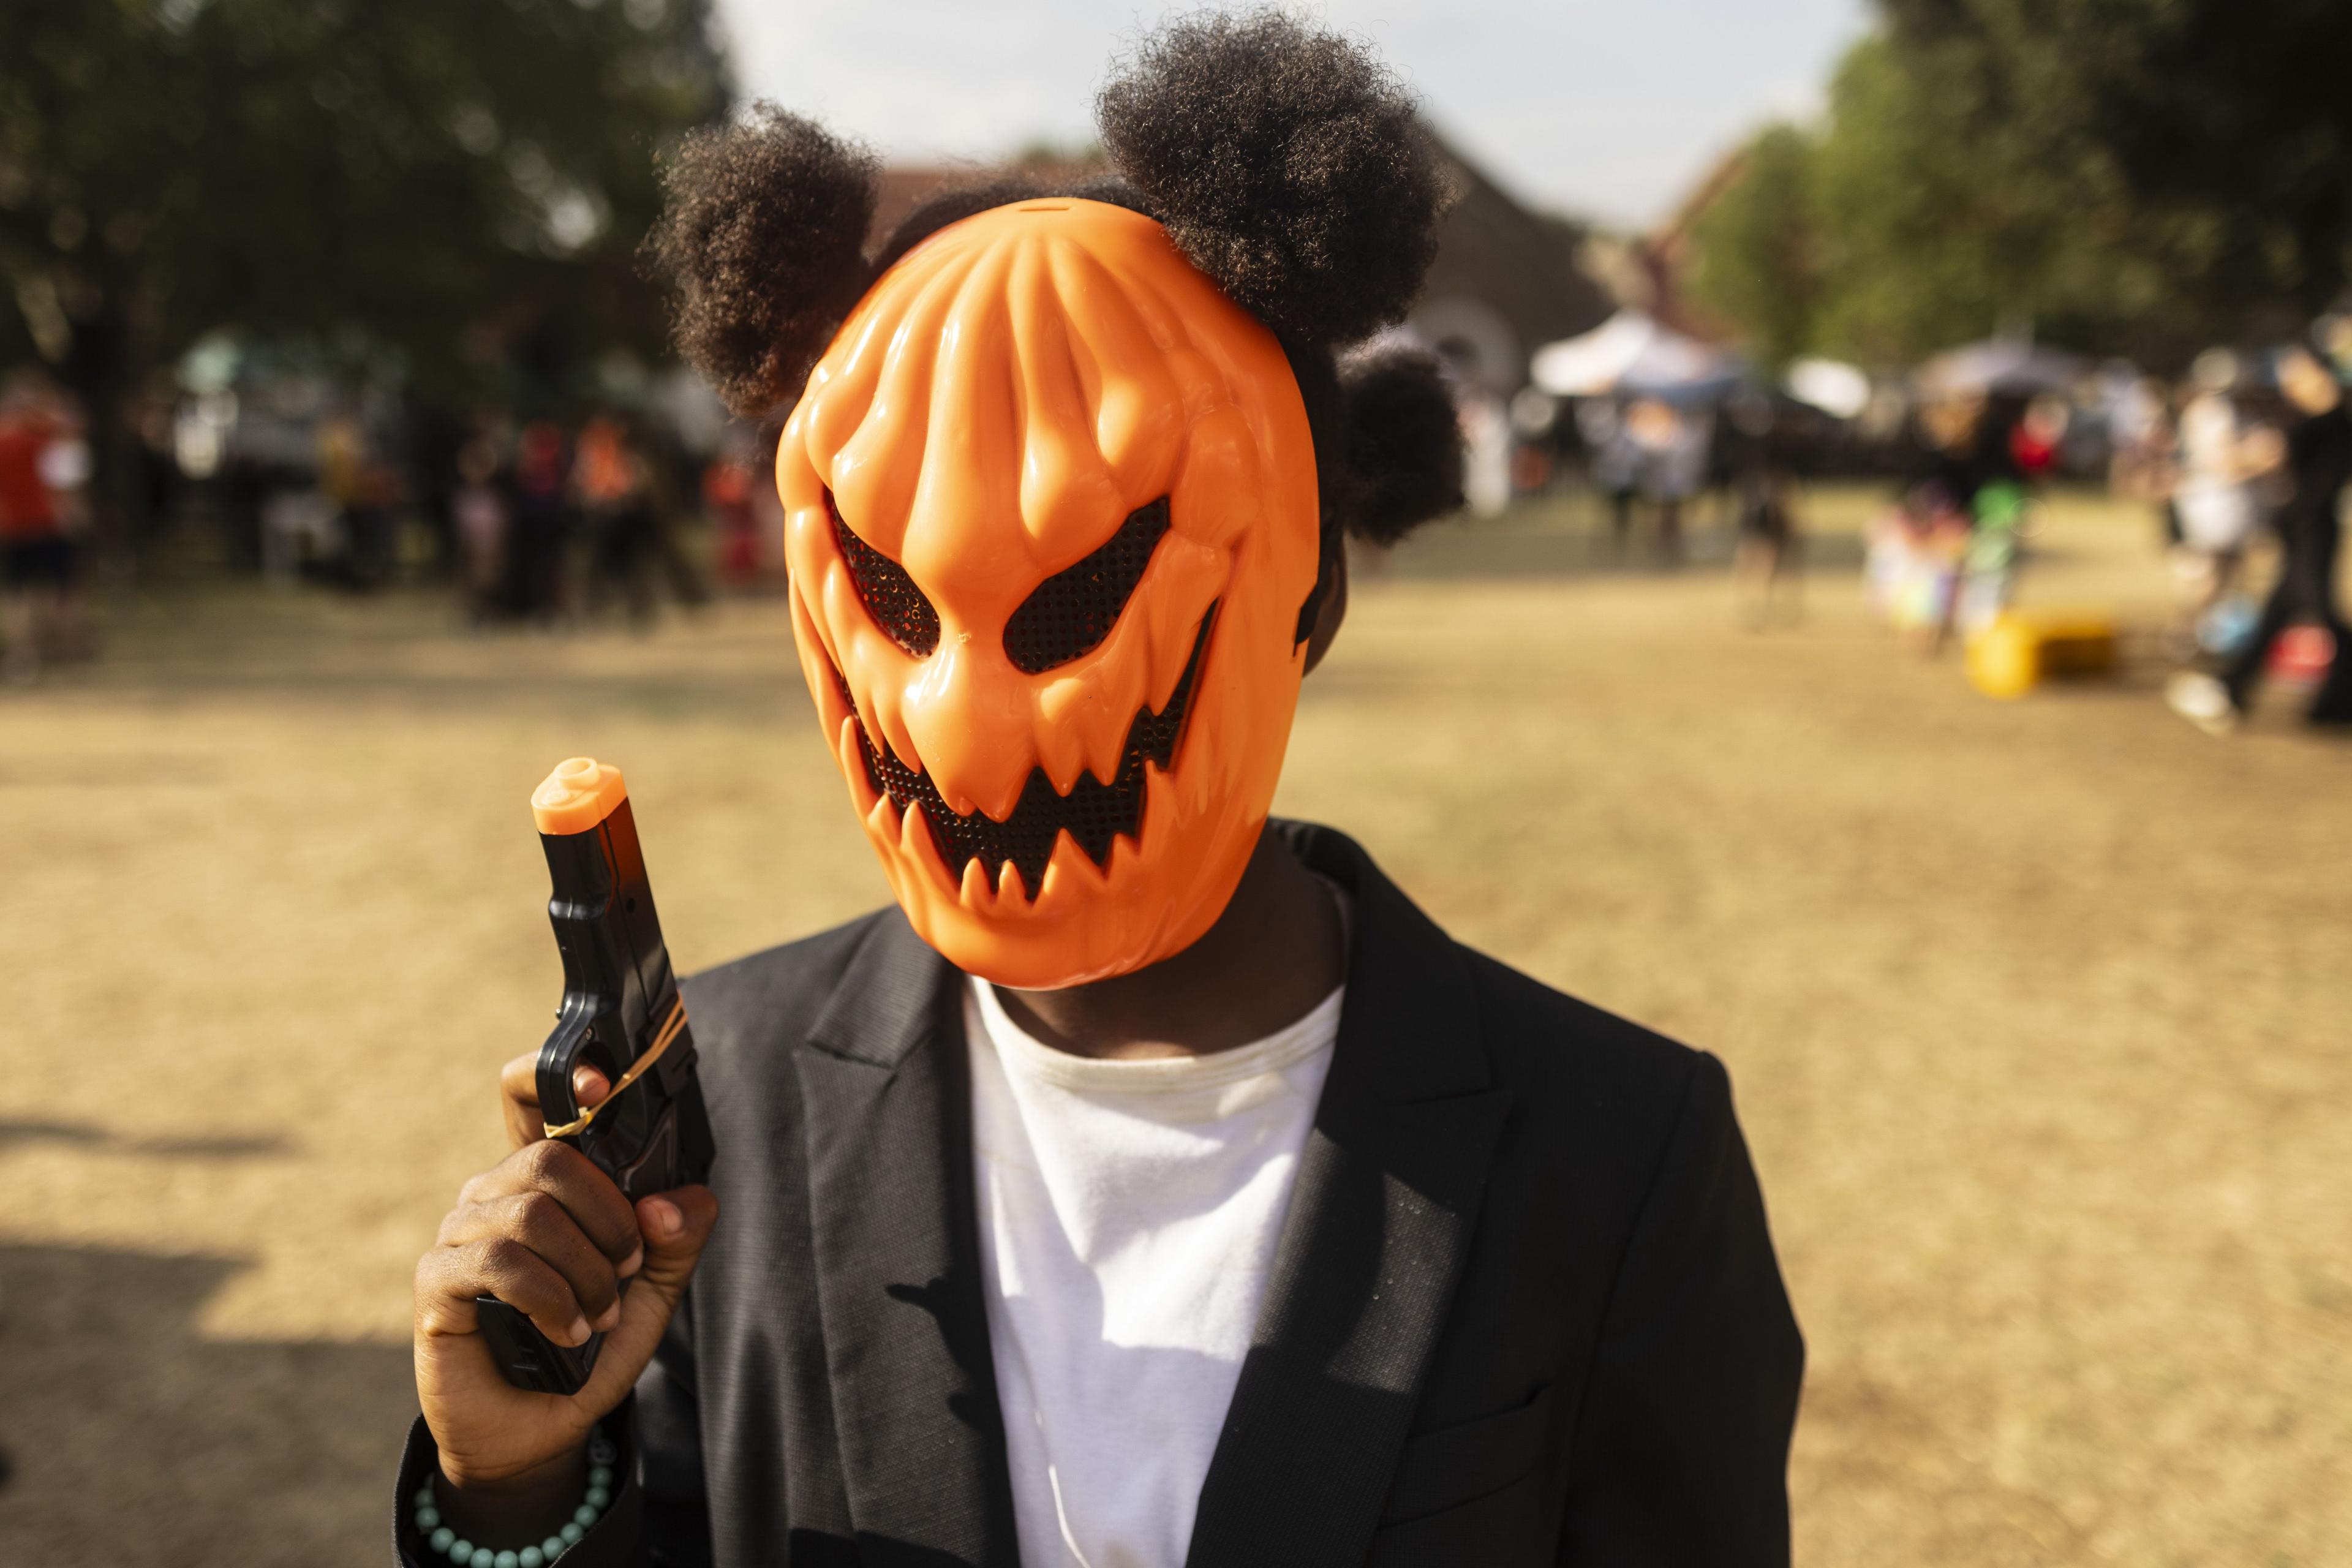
[4,488,2346,1565]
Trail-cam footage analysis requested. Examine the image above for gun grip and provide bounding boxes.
[474,1297,601,1396]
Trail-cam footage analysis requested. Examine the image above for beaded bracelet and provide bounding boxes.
[412,1433,619,1567]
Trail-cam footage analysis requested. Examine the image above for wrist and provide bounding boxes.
[424,1434,616,1566]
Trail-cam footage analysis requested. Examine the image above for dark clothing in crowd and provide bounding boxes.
[586,500,663,624]
[391,824,1805,1568]
[502,432,573,621]
[2223,404,2352,718]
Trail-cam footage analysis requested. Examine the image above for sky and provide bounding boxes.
[708,0,1872,228]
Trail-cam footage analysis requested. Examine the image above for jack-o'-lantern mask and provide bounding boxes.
[777,198,1320,989]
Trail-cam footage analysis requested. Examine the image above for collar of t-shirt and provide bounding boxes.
[960,880,1348,1568]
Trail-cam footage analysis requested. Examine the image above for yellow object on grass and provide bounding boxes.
[1966,609,2118,699]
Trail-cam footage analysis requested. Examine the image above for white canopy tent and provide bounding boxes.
[1913,340,2086,398]
[1530,310,1744,401]
[1783,357,1873,420]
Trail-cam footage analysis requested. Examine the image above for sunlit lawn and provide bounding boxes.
[5,487,2347,1565]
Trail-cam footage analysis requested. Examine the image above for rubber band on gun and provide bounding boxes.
[542,997,688,1140]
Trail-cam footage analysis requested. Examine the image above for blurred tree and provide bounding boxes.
[1688,4,2350,370]
[1882,0,2352,337]
[0,0,728,554]
[1685,126,1822,370]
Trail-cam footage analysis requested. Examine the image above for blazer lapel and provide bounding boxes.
[1185,825,1514,1568]
[794,913,1019,1567]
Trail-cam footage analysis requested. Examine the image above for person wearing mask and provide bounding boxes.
[2168,344,2352,732]
[391,20,1803,1568]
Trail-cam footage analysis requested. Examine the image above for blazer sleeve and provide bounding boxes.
[389,1296,712,1568]
[1556,1051,1804,1567]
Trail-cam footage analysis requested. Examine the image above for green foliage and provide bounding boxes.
[1882,0,2352,330]
[1686,4,2352,369]
[1686,126,1819,370]
[0,0,728,404]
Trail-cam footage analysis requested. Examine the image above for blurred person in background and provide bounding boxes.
[1725,393,1804,627]
[1586,398,1644,556]
[502,421,574,625]
[2168,343,2352,733]
[2109,377,2182,552]
[701,429,766,586]
[2166,350,2285,669]
[0,373,94,683]
[574,412,663,627]
[1627,396,1706,565]
[452,436,509,625]
[2009,394,2070,482]
[318,406,401,592]
[1874,395,1988,653]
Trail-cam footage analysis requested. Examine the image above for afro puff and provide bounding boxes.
[644,105,879,417]
[1096,10,1446,347]
[1339,347,1465,545]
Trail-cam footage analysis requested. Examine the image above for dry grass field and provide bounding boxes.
[4,489,2347,1565]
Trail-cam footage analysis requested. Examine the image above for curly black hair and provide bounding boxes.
[1339,347,1466,545]
[1096,10,1444,346]
[644,10,1462,567]
[644,105,879,417]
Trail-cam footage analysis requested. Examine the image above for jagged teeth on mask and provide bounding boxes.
[958,854,994,910]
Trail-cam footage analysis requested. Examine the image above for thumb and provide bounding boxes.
[632,1186,719,1302]
[564,1186,717,1418]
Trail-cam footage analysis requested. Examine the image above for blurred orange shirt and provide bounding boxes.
[0,412,61,540]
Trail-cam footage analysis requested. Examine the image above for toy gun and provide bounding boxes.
[475,758,717,1395]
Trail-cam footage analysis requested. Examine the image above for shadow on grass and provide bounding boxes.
[0,1120,292,1160]
[0,1243,413,1567]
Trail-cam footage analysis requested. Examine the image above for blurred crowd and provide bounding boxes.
[0,350,807,682]
[2124,336,2352,731]
[7,310,2349,734]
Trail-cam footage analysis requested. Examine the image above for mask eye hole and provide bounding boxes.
[1003,497,1171,675]
[827,489,940,657]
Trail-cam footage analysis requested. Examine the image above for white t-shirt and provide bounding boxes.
[963,973,1341,1568]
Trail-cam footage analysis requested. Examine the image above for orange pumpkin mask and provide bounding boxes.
[778,200,1320,989]
[649,15,1461,989]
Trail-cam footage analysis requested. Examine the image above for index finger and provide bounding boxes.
[500,1050,613,1150]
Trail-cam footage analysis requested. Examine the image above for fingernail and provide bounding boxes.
[594,1302,622,1333]
[644,1198,680,1240]
[567,1315,592,1345]
[619,1245,644,1279]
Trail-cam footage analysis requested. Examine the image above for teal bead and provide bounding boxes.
[560,1521,585,1544]
[415,1487,437,1509]
[494,1553,520,1568]
[587,1466,612,1489]
[584,1487,610,1510]
[471,1548,498,1568]
[430,1528,456,1555]
[541,1539,567,1559]
[416,1506,441,1531]
[448,1543,472,1564]
[573,1503,598,1528]
[519,1549,545,1568]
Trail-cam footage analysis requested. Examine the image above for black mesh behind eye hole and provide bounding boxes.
[827,489,939,657]
[1003,497,1171,674]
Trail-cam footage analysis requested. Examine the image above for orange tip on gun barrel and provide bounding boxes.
[531,755,628,836]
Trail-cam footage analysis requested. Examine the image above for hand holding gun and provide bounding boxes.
[412,759,720,1523]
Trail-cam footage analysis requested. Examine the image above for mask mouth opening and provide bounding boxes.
[831,605,1217,902]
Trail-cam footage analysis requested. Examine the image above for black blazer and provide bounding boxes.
[394,821,1802,1566]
